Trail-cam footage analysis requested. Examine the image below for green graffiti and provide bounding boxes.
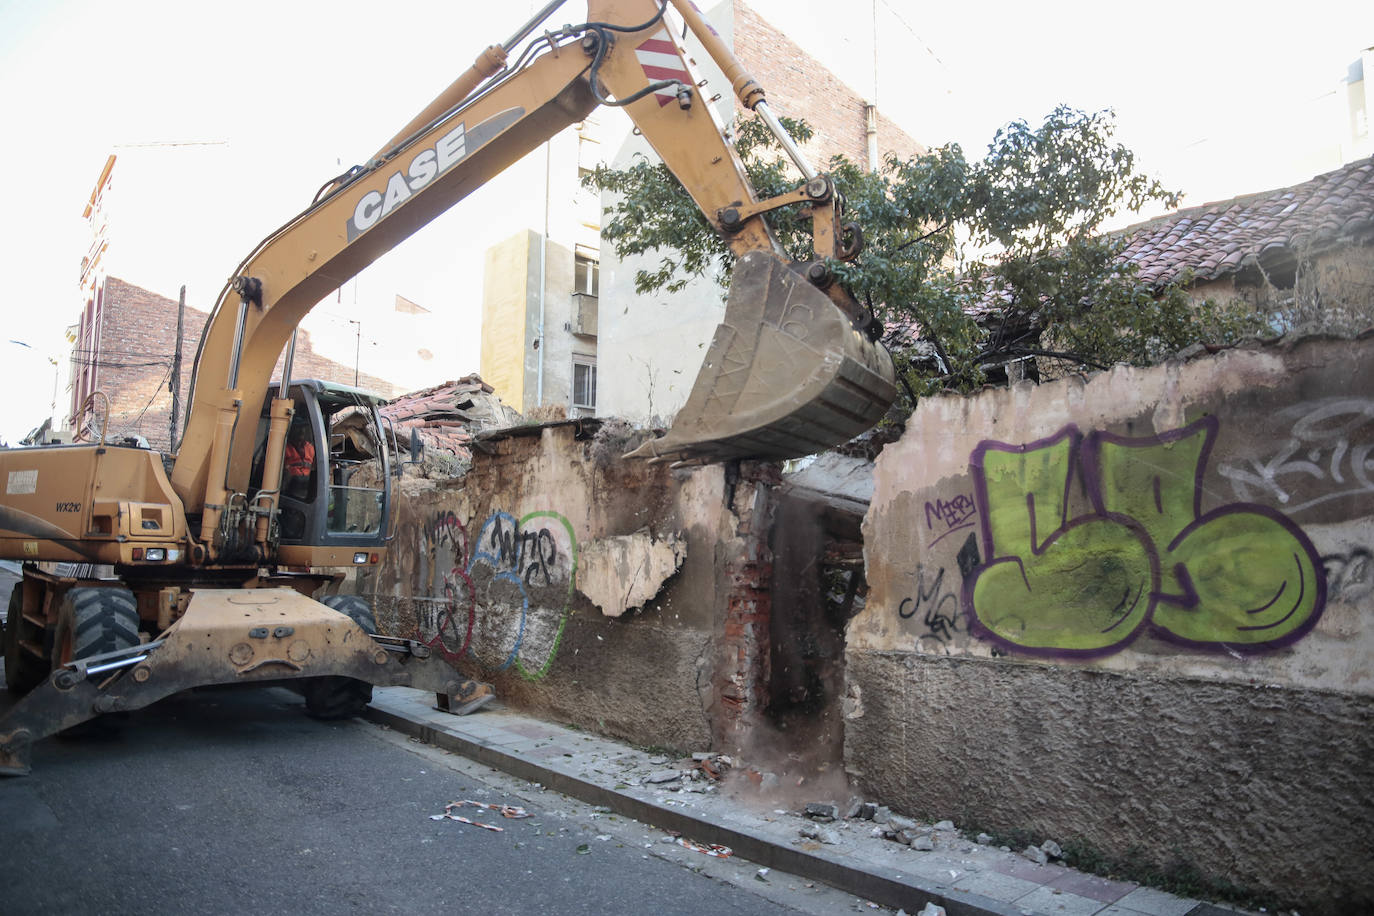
[964,417,1326,656]
[972,432,1155,652]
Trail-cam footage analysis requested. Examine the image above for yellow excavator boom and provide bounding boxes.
[170,0,895,532]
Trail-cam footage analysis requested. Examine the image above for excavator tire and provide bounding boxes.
[53,587,140,665]
[50,587,141,736]
[301,595,377,720]
[5,584,50,694]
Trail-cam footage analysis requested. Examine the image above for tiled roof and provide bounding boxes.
[1117,156,1374,287]
[379,374,521,460]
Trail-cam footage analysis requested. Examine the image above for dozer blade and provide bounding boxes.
[624,251,897,464]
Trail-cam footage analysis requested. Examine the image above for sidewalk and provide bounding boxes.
[365,688,1243,916]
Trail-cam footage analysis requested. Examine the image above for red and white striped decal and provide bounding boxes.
[634,29,691,107]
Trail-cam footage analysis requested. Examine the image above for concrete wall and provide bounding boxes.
[357,424,790,754]
[481,231,584,414]
[855,335,1374,912]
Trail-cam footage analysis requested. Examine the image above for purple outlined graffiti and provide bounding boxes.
[924,493,977,548]
[962,416,1326,658]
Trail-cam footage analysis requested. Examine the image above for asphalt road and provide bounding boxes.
[0,610,874,915]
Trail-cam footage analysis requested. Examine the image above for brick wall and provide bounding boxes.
[83,277,405,451]
[715,461,780,745]
[732,1,925,169]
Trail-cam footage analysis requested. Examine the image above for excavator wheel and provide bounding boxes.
[4,584,49,694]
[52,587,141,667]
[50,587,141,736]
[301,595,377,720]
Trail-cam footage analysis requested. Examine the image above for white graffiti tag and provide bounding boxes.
[1217,398,1374,514]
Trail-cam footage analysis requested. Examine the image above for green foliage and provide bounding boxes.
[582,106,1263,408]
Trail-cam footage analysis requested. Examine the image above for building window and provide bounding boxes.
[572,358,597,412]
[574,251,599,297]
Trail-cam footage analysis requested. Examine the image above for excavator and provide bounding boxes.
[0,0,895,774]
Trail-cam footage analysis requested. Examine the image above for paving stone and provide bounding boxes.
[1047,870,1137,903]
[1012,886,1104,916]
[1111,887,1200,916]
[946,869,1041,904]
[991,856,1071,884]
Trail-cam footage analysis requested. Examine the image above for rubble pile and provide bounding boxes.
[601,746,1074,873]
[380,374,522,461]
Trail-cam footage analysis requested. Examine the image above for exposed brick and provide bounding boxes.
[732,2,925,169]
[74,277,406,451]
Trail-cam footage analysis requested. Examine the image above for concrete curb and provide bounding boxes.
[366,692,1053,916]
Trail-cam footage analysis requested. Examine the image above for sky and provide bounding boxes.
[0,0,1369,443]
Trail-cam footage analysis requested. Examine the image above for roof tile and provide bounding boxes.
[1116,155,1374,286]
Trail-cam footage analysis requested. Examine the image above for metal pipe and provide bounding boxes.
[85,654,150,676]
[281,329,297,391]
[502,0,569,53]
[227,297,248,389]
[755,100,818,181]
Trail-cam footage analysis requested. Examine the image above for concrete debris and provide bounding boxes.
[887,815,918,832]
[910,835,935,851]
[577,527,686,618]
[797,823,841,844]
[1040,839,1063,859]
[976,833,993,845]
[1022,845,1049,865]
[692,754,731,781]
[869,806,892,824]
[804,803,840,822]
[645,770,683,784]
[854,801,878,820]
[933,820,955,831]
[919,904,948,916]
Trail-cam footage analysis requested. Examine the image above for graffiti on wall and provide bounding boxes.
[924,494,978,548]
[898,536,981,647]
[961,416,1326,657]
[418,509,577,679]
[1217,397,1374,514]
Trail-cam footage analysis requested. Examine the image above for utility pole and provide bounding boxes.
[349,319,361,386]
[170,285,185,450]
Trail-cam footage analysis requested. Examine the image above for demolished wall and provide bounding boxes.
[358,423,789,755]
[855,334,1374,912]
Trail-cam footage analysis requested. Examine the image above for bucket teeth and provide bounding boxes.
[625,251,896,464]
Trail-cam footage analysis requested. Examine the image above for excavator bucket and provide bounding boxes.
[625,251,898,464]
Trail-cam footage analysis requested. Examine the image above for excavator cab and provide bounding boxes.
[250,380,392,552]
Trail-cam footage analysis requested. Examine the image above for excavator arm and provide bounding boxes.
[171,0,896,555]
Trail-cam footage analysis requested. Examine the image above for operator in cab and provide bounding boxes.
[284,420,315,500]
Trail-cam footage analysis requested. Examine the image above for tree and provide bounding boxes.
[583,106,1260,407]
